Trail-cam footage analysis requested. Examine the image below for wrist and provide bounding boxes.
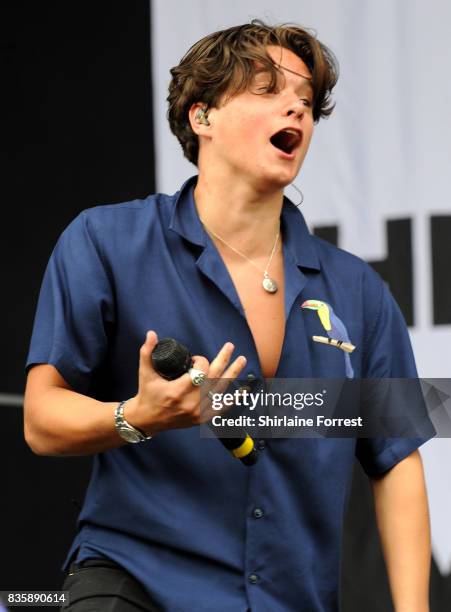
[114,398,152,443]
[123,396,156,437]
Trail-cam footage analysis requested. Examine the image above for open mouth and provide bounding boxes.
[270,128,302,155]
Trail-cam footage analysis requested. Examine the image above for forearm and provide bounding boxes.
[24,384,127,456]
[371,450,431,612]
[24,337,245,457]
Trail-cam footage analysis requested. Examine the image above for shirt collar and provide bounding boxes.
[280,195,321,271]
[169,176,206,247]
[169,175,321,271]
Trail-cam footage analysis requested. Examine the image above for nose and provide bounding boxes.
[285,98,305,120]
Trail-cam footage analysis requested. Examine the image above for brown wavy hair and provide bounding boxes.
[167,20,339,165]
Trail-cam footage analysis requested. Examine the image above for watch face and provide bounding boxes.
[118,426,142,443]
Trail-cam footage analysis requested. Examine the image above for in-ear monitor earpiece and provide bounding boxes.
[195,107,210,126]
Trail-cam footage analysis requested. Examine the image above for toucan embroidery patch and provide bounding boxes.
[301,300,355,378]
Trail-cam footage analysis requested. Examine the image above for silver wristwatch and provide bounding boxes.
[114,400,152,443]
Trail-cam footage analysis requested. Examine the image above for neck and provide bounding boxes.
[194,169,284,256]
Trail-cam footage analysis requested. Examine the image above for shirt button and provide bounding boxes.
[248,573,260,584]
[238,385,252,393]
[257,439,266,450]
[253,508,264,519]
[247,373,256,382]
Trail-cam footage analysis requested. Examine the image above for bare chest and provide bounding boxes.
[223,255,285,378]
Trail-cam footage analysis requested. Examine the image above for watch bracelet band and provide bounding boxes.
[115,400,152,442]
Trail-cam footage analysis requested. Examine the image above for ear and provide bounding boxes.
[189,102,211,135]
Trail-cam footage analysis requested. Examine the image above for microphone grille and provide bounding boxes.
[151,338,192,380]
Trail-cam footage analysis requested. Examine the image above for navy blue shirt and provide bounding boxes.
[26,177,433,612]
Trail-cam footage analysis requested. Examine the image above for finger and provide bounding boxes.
[212,355,247,396]
[208,342,235,378]
[191,355,209,374]
[182,344,234,404]
[200,355,248,420]
[173,354,210,394]
[139,330,160,379]
[222,354,247,379]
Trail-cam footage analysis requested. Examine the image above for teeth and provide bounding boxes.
[283,129,299,136]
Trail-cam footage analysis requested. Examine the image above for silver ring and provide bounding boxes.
[188,368,207,387]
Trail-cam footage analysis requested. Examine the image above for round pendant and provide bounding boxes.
[262,276,278,293]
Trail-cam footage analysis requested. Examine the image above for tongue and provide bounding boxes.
[270,131,300,154]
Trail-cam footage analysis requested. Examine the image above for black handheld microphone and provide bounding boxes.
[151,338,258,466]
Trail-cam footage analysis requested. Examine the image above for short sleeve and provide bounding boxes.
[25,210,115,394]
[355,276,435,476]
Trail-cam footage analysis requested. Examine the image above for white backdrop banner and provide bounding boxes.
[151,0,451,574]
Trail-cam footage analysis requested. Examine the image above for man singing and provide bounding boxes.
[25,21,432,611]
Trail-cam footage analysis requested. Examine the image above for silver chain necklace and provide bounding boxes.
[202,222,280,294]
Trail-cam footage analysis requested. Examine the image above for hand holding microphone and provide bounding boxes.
[124,331,258,464]
[151,337,259,466]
